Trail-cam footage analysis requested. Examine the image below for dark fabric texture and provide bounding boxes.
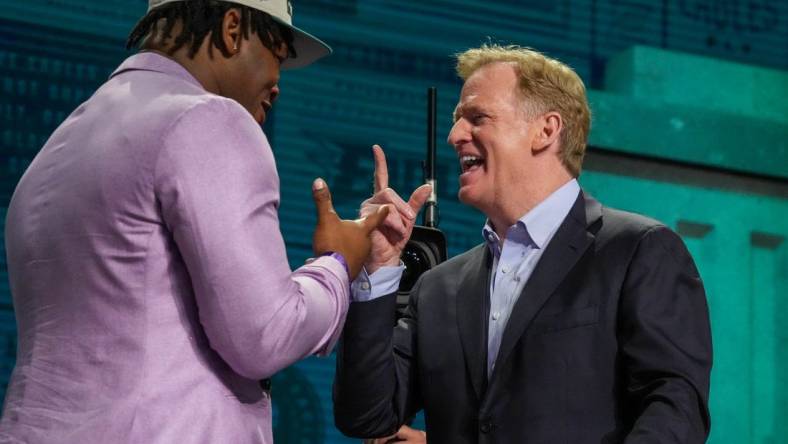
[334,192,712,444]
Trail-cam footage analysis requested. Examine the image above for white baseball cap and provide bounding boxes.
[148,0,331,69]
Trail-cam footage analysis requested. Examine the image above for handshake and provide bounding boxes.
[311,145,432,280]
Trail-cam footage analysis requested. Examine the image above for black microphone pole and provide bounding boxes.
[423,87,438,228]
[396,87,447,301]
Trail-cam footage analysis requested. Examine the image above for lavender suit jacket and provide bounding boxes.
[0,53,349,443]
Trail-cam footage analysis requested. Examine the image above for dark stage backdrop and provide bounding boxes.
[0,1,786,443]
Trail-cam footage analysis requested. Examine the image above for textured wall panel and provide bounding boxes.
[0,1,786,443]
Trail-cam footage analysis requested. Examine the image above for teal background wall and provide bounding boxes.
[1,1,786,442]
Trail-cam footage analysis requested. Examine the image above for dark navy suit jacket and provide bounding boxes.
[334,192,712,443]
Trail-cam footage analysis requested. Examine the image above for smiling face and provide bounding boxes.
[220,32,287,124]
[448,62,540,224]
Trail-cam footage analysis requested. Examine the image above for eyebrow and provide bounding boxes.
[452,106,461,122]
[453,104,484,122]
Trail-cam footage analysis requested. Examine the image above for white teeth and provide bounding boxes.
[460,156,484,163]
[460,155,484,172]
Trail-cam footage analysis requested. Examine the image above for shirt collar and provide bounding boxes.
[110,52,204,89]
[482,179,580,255]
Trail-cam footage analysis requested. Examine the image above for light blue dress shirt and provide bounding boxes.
[482,179,580,375]
[353,180,580,377]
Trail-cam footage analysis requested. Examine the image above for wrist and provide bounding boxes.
[321,251,350,278]
[365,258,401,275]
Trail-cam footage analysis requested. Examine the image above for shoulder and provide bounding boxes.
[105,65,266,148]
[104,66,261,139]
[163,94,262,141]
[593,202,678,250]
[599,205,663,237]
[152,94,277,194]
[595,202,696,272]
[157,91,271,163]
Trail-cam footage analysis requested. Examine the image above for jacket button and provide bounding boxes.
[479,420,492,434]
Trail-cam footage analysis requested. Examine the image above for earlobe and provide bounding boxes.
[223,8,243,55]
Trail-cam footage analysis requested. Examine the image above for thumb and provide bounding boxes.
[312,178,336,221]
[360,204,390,233]
[408,183,433,212]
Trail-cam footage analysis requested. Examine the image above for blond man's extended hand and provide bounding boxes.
[362,424,427,444]
[360,145,432,274]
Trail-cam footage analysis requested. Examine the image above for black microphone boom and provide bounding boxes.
[396,87,448,310]
[423,87,438,228]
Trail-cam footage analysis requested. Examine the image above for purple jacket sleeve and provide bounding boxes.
[154,97,349,380]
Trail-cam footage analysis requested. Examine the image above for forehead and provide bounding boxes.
[454,62,522,121]
[455,63,520,111]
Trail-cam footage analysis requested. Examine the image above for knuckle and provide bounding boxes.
[383,189,401,204]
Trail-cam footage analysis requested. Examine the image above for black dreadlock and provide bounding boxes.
[126,0,297,60]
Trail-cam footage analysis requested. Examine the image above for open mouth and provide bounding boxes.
[460,155,485,173]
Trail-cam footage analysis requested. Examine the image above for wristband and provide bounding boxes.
[321,251,350,277]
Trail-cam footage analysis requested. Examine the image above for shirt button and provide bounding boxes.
[360,282,370,291]
[479,420,493,434]
[501,267,508,274]
[492,312,499,320]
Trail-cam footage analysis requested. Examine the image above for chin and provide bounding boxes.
[458,188,485,210]
[254,109,266,124]
[459,185,498,219]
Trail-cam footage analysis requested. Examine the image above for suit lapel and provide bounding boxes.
[455,244,492,401]
[489,192,601,382]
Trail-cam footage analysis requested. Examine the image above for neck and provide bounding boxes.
[488,172,573,240]
[142,23,223,95]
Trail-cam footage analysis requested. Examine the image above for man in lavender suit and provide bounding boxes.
[0,1,406,442]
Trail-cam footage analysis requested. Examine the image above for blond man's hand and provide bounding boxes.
[361,145,432,274]
[362,424,427,444]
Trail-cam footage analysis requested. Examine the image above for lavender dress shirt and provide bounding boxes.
[0,53,349,443]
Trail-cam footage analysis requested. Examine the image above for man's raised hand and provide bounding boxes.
[361,145,432,274]
[312,178,390,279]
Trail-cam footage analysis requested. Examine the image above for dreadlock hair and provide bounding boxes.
[126,0,297,60]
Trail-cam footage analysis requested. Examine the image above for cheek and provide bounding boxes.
[237,58,263,89]
[493,147,525,179]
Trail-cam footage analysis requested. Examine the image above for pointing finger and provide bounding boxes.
[372,144,389,194]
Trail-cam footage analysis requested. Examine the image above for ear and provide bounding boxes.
[532,111,562,154]
[221,8,243,54]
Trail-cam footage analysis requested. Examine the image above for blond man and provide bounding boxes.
[334,44,712,443]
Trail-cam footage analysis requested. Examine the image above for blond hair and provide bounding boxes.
[456,44,591,177]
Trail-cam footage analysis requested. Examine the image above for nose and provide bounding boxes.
[447,118,469,148]
[270,85,280,104]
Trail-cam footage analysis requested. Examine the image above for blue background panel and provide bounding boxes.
[1,1,787,443]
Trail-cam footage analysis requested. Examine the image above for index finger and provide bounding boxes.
[372,144,389,193]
